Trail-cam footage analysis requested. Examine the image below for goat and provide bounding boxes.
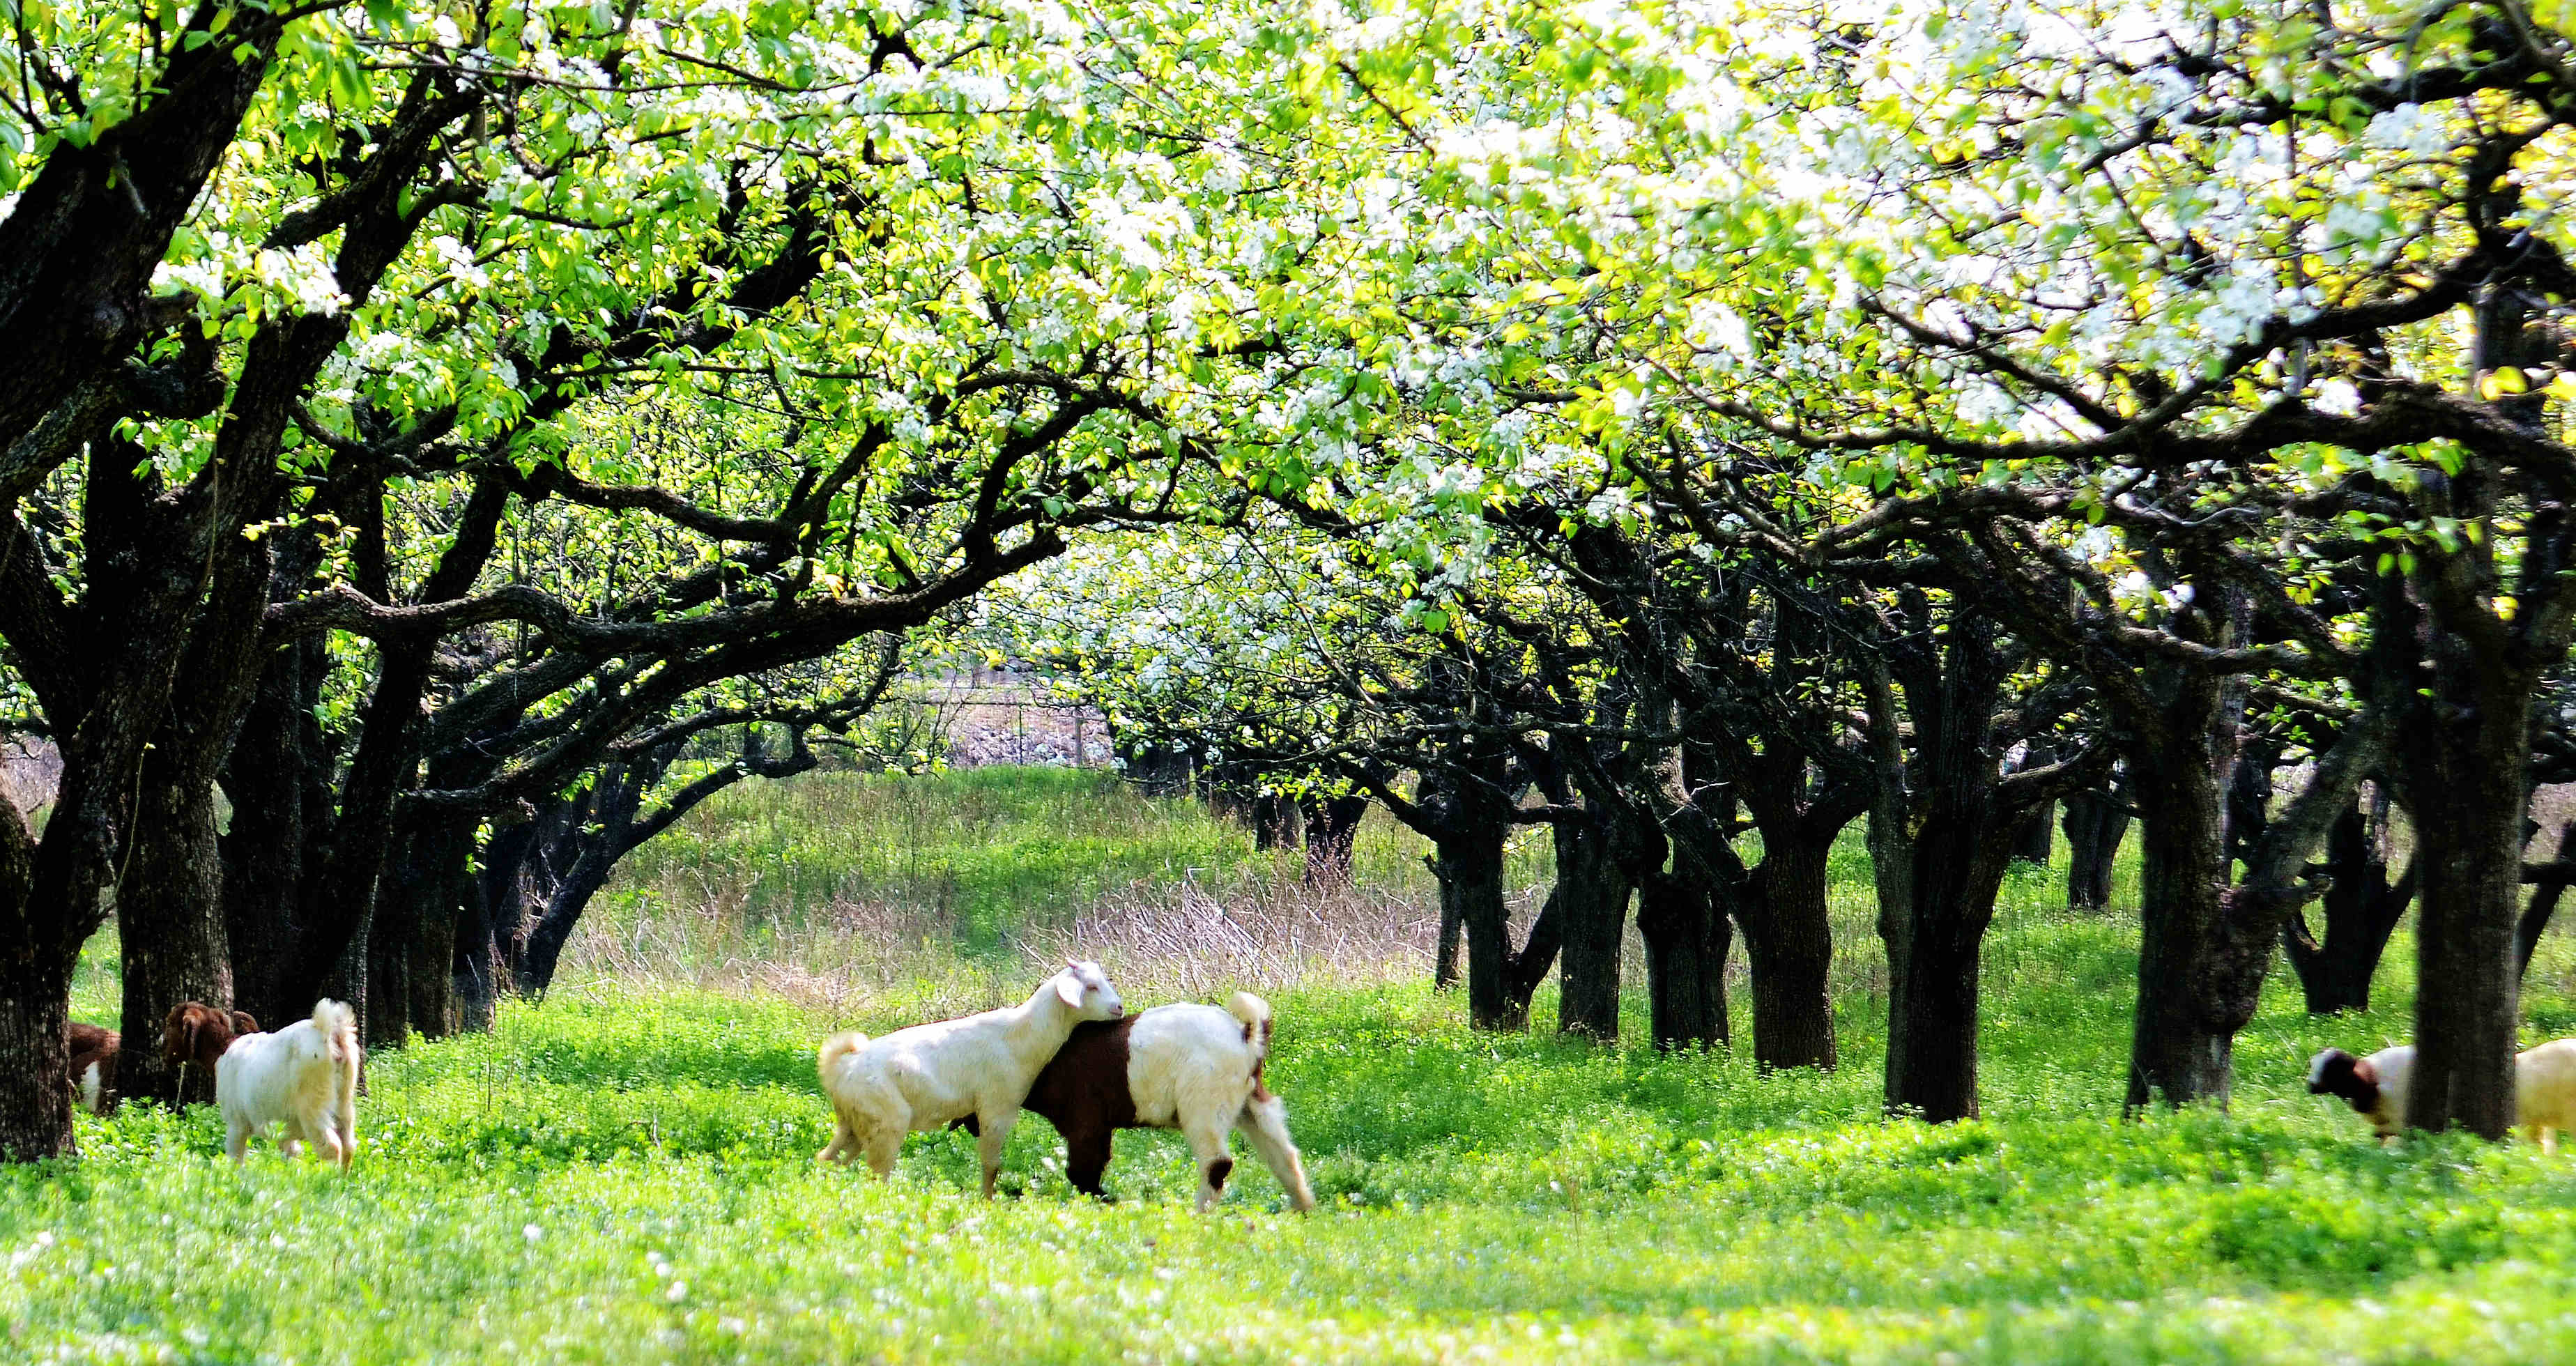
[2311,1041,2576,1151]
[217,999,362,1169]
[2515,1038,2576,1153]
[816,962,1124,1196]
[963,992,1317,1213]
[67,1022,118,1115]
[164,1002,261,1081]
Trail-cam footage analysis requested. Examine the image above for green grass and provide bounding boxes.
[606,765,1552,956]
[16,767,2576,1363]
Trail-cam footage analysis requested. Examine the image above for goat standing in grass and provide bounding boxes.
[67,1023,119,1115]
[218,1000,362,1169]
[817,962,1124,1195]
[969,991,1317,1213]
[2310,1039,2576,1151]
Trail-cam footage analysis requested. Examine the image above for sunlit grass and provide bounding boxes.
[22,767,2576,1363]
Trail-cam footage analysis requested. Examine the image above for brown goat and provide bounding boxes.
[957,996,1314,1211]
[164,1002,261,1084]
[67,1022,120,1114]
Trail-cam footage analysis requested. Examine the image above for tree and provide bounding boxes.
[0,0,1390,1157]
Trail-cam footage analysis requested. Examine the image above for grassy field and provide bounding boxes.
[15,767,2576,1363]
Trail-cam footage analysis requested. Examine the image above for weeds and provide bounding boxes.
[19,767,2576,1364]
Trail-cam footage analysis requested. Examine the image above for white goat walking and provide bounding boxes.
[817,962,1124,1195]
[217,999,362,1169]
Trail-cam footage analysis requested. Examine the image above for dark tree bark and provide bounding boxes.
[1432,868,1465,991]
[1537,525,1868,1070]
[1636,870,1724,1050]
[1549,808,1632,1043]
[1119,743,1193,798]
[1300,793,1368,886]
[2011,799,2055,864]
[0,801,68,1158]
[222,635,338,1034]
[2062,781,2130,912]
[1952,527,2394,1114]
[2004,742,2056,864]
[514,730,820,998]
[1860,605,2090,1123]
[2399,654,2534,1137]
[1250,793,1300,851]
[0,12,302,452]
[2123,712,2239,1108]
[1371,744,1561,1030]
[2389,284,2576,1139]
[1429,824,1515,1025]
[114,778,231,1105]
[2285,792,2415,1013]
[1740,830,1841,1072]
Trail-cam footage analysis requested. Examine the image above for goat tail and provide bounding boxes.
[1226,992,1273,1054]
[313,998,362,1162]
[313,999,360,1065]
[818,1031,868,1081]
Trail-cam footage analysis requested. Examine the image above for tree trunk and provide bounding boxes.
[1251,793,1300,851]
[1503,891,1563,1031]
[1433,877,1464,991]
[514,847,622,999]
[1636,870,1722,1050]
[1120,744,1192,798]
[2010,799,2054,864]
[1551,812,1631,1043]
[394,817,478,1041]
[2124,749,2234,1109]
[1300,794,1367,886]
[0,800,71,1159]
[1739,832,1839,1070]
[365,861,415,1050]
[2285,797,2414,1013]
[221,640,332,1034]
[2402,687,2529,1138]
[116,775,231,1106]
[1885,827,2015,1121]
[2062,785,2129,912]
[0,949,73,1160]
[1433,827,1512,1026]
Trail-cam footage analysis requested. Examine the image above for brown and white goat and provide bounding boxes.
[67,1022,119,1114]
[966,991,1316,1212]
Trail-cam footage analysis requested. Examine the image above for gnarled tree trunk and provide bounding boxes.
[115,776,231,1105]
[1740,831,1839,1071]
[2062,783,2129,912]
[2284,794,2414,1014]
[1636,870,1724,1050]
[2124,689,2237,1110]
[1551,810,1631,1043]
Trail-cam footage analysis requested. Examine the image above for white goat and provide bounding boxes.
[217,999,362,1169]
[816,962,1124,1195]
[2515,1038,2576,1153]
[2310,1039,2576,1151]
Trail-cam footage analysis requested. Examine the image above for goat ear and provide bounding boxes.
[1055,974,1085,1008]
[231,1011,258,1036]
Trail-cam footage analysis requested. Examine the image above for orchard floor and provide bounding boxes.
[11,769,2576,1364]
